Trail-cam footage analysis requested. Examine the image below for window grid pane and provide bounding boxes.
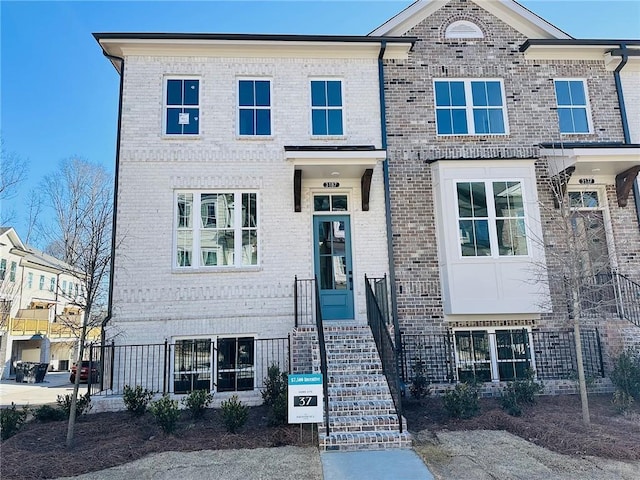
[555,80,589,133]
[165,79,199,135]
[493,181,528,256]
[239,80,271,136]
[311,80,343,135]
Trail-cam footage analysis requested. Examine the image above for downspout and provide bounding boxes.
[100,51,125,348]
[612,43,640,226]
[378,41,400,338]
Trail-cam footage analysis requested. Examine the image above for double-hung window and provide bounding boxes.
[434,79,507,135]
[39,275,45,290]
[0,259,6,281]
[9,262,16,282]
[311,80,343,135]
[554,79,590,134]
[165,78,199,135]
[238,80,271,136]
[50,277,56,292]
[27,272,33,289]
[454,328,532,382]
[176,191,258,268]
[457,180,528,257]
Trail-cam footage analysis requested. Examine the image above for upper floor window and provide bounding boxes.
[445,20,484,39]
[165,78,199,135]
[457,180,528,257]
[554,79,590,134]
[27,272,33,289]
[176,191,258,269]
[9,262,16,282]
[238,80,271,136]
[311,80,343,135]
[39,275,45,290]
[50,277,56,292]
[434,79,507,135]
[0,259,6,281]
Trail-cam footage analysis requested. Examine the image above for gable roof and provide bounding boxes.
[369,0,571,40]
[0,227,26,251]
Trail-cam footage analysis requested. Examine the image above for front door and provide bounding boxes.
[313,215,354,320]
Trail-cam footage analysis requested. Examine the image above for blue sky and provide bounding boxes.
[2,0,639,240]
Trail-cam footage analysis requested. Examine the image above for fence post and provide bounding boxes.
[595,328,605,378]
[87,343,93,397]
[294,275,298,327]
[163,340,169,395]
[287,333,292,374]
[109,341,115,392]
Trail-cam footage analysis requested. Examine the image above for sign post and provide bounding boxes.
[288,373,324,424]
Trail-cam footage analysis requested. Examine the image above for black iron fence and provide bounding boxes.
[365,275,404,433]
[86,337,290,396]
[294,276,316,327]
[399,328,604,386]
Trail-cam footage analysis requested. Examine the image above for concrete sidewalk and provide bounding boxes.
[321,449,434,480]
[0,371,76,407]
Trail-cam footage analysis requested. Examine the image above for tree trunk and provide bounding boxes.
[572,295,591,426]
[66,311,89,448]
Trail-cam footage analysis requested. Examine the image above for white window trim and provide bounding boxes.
[454,178,530,259]
[554,78,593,135]
[173,190,260,270]
[170,335,257,394]
[162,76,201,138]
[433,78,509,136]
[237,77,273,138]
[453,326,536,383]
[309,77,346,138]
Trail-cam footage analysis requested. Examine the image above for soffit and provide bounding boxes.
[524,44,640,71]
[541,147,640,177]
[370,0,570,40]
[285,149,386,179]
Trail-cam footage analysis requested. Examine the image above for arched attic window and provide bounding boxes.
[445,20,484,39]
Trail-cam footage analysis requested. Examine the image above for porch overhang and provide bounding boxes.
[285,146,386,212]
[540,143,640,207]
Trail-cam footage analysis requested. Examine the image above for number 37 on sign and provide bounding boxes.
[288,374,324,423]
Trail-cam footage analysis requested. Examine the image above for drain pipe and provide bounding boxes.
[378,41,400,342]
[99,51,125,348]
[612,43,640,226]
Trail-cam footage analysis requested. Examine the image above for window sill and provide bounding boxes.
[310,135,347,140]
[236,135,274,141]
[162,135,202,140]
[172,266,262,274]
[436,133,509,138]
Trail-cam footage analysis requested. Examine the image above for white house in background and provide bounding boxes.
[0,227,89,379]
[95,33,413,401]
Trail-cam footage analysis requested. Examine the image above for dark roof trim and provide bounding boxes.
[285,145,379,152]
[521,39,640,52]
[426,157,538,164]
[93,32,416,44]
[540,142,640,149]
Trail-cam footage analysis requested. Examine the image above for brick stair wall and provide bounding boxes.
[317,323,411,451]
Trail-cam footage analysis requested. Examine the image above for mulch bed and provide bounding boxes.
[2,394,639,479]
[404,393,640,460]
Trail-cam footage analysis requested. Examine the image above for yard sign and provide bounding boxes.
[287,373,324,424]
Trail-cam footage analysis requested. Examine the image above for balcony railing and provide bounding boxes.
[8,315,101,341]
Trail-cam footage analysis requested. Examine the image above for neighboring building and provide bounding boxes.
[373,0,640,390]
[0,227,93,379]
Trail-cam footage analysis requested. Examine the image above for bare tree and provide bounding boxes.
[535,161,620,427]
[39,157,113,447]
[0,139,28,224]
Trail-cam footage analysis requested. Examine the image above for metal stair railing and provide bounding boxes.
[312,276,330,436]
[613,272,640,328]
[365,274,404,433]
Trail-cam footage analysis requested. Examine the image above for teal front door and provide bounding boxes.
[313,215,354,320]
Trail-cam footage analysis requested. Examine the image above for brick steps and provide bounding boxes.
[317,324,411,451]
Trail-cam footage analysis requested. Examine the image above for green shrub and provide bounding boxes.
[409,359,431,401]
[500,369,543,417]
[612,390,634,414]
[149,395,180,434]
[610,349,640,402]
[123,385,154,416]
[33,404,66,422]
[442,382,480,419]
[220,395,249,433]
[262,365,287,406]
[57,393,92,418]
[1,403,29,441]
[262,365,288,426]
[182,389,213,419]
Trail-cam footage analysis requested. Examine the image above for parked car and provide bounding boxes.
[70,361,100,384]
